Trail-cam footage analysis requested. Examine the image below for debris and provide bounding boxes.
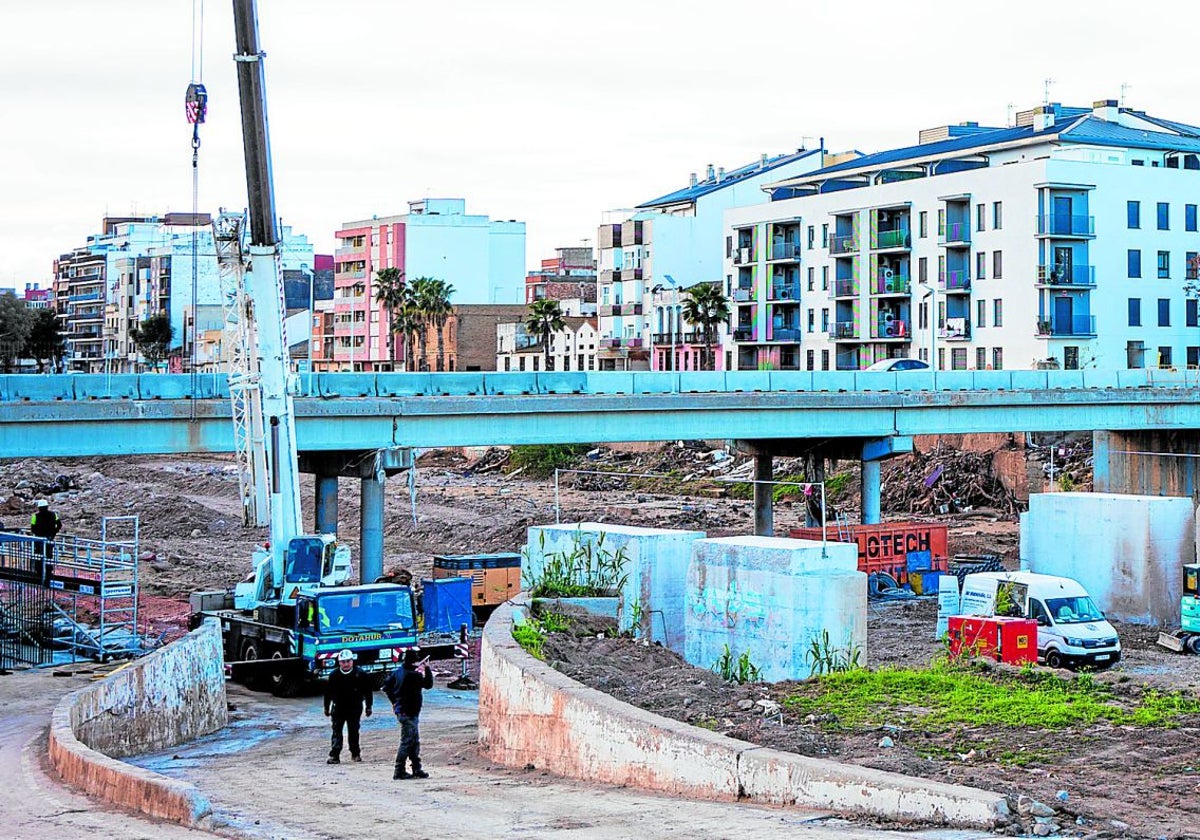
[878,736,894,748]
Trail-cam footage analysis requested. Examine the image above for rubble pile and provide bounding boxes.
[881,446,1022,517]
[1027,435,1093,492]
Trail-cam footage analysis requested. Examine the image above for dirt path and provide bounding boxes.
[0,667,211,839]
[132,683,992,840]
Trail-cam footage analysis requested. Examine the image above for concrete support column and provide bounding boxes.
[1092,430,1111,493]
[805,457,825,528]
[753,450,774,537]
[315,473,339,535]
[861,458,881,525]
[359,475,385,584]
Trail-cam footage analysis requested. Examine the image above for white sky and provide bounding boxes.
[1,0,1195,287]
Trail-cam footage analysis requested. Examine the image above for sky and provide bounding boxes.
[1,0,1196,289]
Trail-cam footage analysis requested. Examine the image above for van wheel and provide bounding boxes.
[1044,649,1063,669]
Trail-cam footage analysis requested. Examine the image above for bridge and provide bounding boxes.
[4,369,1197,581]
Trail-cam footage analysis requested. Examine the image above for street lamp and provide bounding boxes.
[661,274,679,371]
[918,280,938,389]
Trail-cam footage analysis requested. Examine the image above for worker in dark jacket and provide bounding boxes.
[30,499,62,580]
[382,647,434,779]
[323,649,373,764]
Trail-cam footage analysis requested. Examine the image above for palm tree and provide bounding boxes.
[423,279,456,371]
[524,298,566,372]
[390,287,422,372]
[373,267,406,369]
[681,282,731,371]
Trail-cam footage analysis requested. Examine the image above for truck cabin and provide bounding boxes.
[297,587,417,636]
[284,536,330,584]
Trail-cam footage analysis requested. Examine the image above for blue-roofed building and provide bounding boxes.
[725,100,1200,372]
[595,148,831,371]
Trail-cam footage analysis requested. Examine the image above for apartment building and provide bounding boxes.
[22,284,51,310]
[496,316,598,372]
[725,100,1200,372]
[525,246,596,308]
[319,199,526,372]
[596,150,829,371]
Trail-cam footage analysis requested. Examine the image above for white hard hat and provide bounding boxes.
[36,499,49,508]
[336,649,356,662]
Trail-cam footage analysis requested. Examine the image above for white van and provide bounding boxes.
[962,571,1122,670]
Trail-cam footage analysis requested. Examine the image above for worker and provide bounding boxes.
[323,649,373,764]
[29,499,62,580]
[383,648,433,780]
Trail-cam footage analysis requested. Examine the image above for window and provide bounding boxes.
[976,347,987,370]
[1128,249,1142,278]
[1187,204,1198,232]
[951,347,967,370]
[820,308,830,332]
[992,250,1003,279]
[1159,346,1173,369]
[919,211,928,238]
[1159,298,1171,327]
[820,349,829,371]
[518,356,525,371]
[807,267,815,291]
[992,347,1003,370]
[1127,200,1140,229]
[918,300,928,330]
[821,224,829,247]
[1189,251,1199,280]
[807,226,815,249]
[976,299,986,328]
[806,349,814,371]
[807,309,815,333]
[1158,250,1171,279]
[993,299,1003,327]
[918,257,928,283]
[821,266,829,290]
[918,347,928,362]
[992,201,1003,230]
[1127,339,1146,369]
[1128,298,1142,326]
[1064,346,1079,371]
[1189,347,1200,370]
[976,203,986,231]
[976,252,986,280]
[937,347,945,370]
[1158,202,1170,230]
[1189,299,1199,328]
[503,356,511,371]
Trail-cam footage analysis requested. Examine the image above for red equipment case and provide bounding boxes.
[948,615,1037,664]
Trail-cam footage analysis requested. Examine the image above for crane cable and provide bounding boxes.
[185,0,207,417]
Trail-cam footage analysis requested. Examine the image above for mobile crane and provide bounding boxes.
[190,0,461,695]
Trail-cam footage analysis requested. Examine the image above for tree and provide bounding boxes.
[681,282,731,371]
[26,308,65,373]
[407,277,453,372]
[390,287,423,372]
[524,298,566,372]
[423,279,456,372]
[0,292,33,373]
[132,312,174,371]
[373,267,406,369]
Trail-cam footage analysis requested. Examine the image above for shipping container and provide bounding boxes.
[433,553,521,610]
[788,522,949,582]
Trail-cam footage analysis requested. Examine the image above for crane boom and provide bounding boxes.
[230,0,302,595]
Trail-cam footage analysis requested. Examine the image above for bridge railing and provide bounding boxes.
[0,367,1196,403]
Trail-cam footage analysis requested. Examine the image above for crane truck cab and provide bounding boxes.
[962,571,1121,670]
[234,534,352,609]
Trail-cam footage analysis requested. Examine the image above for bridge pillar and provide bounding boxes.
[359,475,385,584]
[860,436,914,525]
[315,472,338,535]
[754,449,774,537]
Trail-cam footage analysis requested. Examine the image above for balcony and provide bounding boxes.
[334,245,365,260]
[874,319,910,339]
[939,319,971,340]
[830,234,857,255]
[336,268,366,279]
[768,282,802,301]
[1036,214,1095,238]
[938,222,971,246]
[768,242,801,262]
[1036,315,1097,337]
[874,273,911,295]
[1037,264,1096,288]
[874,228,910,250]
[832,321,859,340]
[70,291,103,302]
[732,327,756,342]
[599,337,644,349]
[599,269,623,284]
[833,279,857,298]
[768,327,802,342]
[732,246,756,265]
[732,286,755,302]
[940,270,971,292]
[599,303,644,317]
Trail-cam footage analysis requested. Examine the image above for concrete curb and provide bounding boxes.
[47,619,226,828]
[479,600,1010,828]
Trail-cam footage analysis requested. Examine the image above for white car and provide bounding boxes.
[863,358,930,372]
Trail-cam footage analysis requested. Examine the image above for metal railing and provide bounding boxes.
[830,234,857,255]
[833,279,857,297]
[1037,264,1096,286]
[875,274,911,295]
[940,270,971,291]
[769,327,802,341]
[768,283,802,301]
[732,328,756,341]
[874,228,910,249]
[1036,214,1095,237]
[938,222,970,244]
[732,247,756,265]
[769,242,801,261]
[833,321,859,339]
[875,319,910,339]
[1036,314,1097,337]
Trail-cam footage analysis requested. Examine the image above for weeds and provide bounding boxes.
[509,444,590,478]
[525,529,630,598]
[805,629,863,676]
[512,619,547,660]
[713,644,762,684]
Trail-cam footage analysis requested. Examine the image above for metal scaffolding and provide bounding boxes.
[0,516,141,670]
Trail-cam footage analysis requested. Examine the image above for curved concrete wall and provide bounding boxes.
[479,601,1009,828]
[48,618,227,827]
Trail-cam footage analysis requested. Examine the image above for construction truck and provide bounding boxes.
[1156,563,1200,654]
[188,0,469,695]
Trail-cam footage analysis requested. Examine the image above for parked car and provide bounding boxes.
[863,358,929,372]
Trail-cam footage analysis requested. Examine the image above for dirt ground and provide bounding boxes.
[2,443,1195,837]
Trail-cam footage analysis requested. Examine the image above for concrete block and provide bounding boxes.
[1021,492,1195,624]
[678,371,726,392]
[935,372,976,392]
[5,375,73,401]
[727,371,771,392]
[767,371,813,392]
[685,536,865,682]
[525,523,705,652]
[854,371,899,392]
[971,371,1012,390]
[1009,370,1049,390]
[72,374,140,400]
[375,373,433,396]
[1081,370,1120,389]
[632,372,679,394]
[431,373,485,396]
[813,371,856,392]
[588,373,634,394]
[1044,371,1085,390]
[485,373,536,395]
[536,372,588,394]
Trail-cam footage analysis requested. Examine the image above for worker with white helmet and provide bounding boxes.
[323,648,374,764]
[29,498,62,581]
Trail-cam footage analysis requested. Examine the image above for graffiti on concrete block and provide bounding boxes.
[688,580,767,630]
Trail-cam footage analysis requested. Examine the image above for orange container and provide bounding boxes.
[996,617,1038,665]
[948,615,999,659]
[789,522,949,582]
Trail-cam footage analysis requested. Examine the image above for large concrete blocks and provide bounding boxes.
[524,523,705,652]
[1020,492,1195,625]
[685,536,865,682]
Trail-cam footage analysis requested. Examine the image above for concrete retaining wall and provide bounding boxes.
[48,617,228,827]
[479,601,1009,828]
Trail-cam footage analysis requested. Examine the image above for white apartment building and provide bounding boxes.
[725,100,1200,372]
[596,149,830,371]
[496,316,598,373]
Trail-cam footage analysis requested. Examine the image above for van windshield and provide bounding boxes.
[1046,596,1104,624]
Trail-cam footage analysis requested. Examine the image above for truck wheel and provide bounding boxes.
[269,650,304,698]
[1186,635,1200,655]
[1044,649,1063,669]
[240,639,265,690]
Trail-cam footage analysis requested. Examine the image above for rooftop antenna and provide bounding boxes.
[1043,78,1055,107]
[1120,82,1132,108]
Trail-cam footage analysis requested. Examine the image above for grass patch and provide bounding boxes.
[512,619,547,660]
[783,662,1200,731]
[508,444,590,478]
